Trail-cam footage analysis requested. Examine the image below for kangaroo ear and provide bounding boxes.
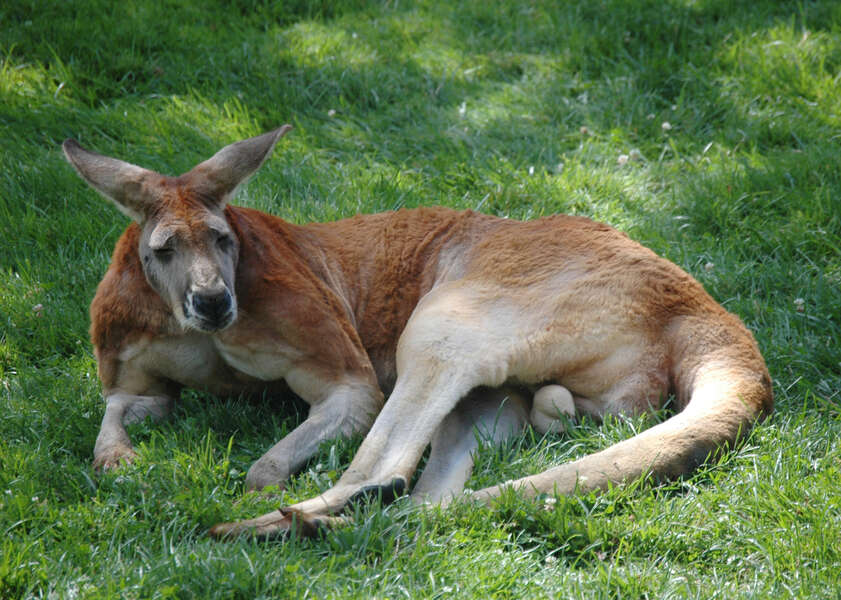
[62,139,160,223]
[186,125,293,208]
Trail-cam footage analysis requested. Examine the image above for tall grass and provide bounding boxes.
[1,1,840,597]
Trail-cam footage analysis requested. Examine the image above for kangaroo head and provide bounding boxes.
[63,126,292,332]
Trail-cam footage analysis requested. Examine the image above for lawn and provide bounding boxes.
[1,0,840,598]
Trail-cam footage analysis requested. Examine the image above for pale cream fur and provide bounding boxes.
[531,385,575,435]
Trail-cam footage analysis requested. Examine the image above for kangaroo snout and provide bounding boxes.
[186,288,235,330]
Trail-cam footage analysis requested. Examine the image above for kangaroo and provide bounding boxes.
[63,127,772,539]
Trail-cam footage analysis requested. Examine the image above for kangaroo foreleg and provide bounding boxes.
[245,384,380,491]
[93,392,173,470]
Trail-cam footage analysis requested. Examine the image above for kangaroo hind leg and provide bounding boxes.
[411,386,530,506]
[210,284,521,537]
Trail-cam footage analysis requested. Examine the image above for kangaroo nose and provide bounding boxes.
[192,290,232,322]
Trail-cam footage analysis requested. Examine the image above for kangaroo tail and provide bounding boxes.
[469,315,773,502]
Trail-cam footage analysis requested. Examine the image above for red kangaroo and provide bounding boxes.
[62,127,772,539]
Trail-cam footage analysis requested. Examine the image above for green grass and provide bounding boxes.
[2,0,841,597]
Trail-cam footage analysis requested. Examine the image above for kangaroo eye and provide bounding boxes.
[153,247,175,262]
[216,234,233,251]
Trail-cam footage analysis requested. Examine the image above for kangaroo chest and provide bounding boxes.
[119,331,294,396]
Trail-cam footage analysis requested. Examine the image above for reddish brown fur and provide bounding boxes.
[93,207,487,394]
[93,205,771,414]
[90,224,172,389]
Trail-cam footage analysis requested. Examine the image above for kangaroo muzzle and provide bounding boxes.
[185,288,236,331]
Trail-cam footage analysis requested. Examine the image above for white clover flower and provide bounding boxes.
[662,121,672,132]
[617,154,629,166]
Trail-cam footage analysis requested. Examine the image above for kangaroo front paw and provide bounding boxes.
[245,459,290,492]
[530,384,575,435]
[93,445,138,471]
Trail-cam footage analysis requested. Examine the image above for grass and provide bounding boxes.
[1,0,840,597]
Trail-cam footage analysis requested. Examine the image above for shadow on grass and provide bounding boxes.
[3,0,838,151]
